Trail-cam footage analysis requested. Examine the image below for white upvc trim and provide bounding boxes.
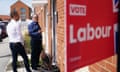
[74,66,89,72]
[32,0,48,7]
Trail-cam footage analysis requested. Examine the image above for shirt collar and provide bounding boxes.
[11,19,16,23]
[11,19,20,24]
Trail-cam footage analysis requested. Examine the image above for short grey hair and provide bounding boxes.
[32,14,38,18]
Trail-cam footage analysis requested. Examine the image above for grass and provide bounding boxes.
[24,34,31,54]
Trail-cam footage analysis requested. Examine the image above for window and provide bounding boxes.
[13,8,16,12]
[20,8,26,21]
[20,8,26,13]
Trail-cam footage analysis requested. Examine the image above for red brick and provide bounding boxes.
[106,57,113,63]
[89,55,117,72]
[97,61,106,67]
[112,55,117,65]
[89,66,98,72]
[105,62,116,72]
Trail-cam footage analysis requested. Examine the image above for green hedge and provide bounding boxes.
[24,34,31,54]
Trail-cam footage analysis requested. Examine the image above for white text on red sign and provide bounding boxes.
[70,4,87,16]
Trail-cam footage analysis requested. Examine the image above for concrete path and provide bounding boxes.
[0,38,11,72]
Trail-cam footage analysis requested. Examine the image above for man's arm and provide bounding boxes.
[28,24,41,37]
[16,23,24,43]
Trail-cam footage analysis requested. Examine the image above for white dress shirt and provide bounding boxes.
[7,19,24,43]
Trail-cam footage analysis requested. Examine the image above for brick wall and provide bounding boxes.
[33,0,53,55]
[34,6,45,31]
[89,55,117,72]
[34,1,65,72]
[33,0,117,72]
[0,15,10,21]
[56,0,65,72]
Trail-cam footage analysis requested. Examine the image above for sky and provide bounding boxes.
[0,0,32,15]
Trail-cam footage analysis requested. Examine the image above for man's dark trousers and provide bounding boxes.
[0,35,2,42]
[31,39,42,70]
[10,42,31,72]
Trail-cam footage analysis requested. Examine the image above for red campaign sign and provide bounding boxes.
[65,0,118,72]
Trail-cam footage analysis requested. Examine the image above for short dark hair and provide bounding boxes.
[10,11,19,18]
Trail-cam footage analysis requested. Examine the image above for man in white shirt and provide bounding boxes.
[7,11,31,72]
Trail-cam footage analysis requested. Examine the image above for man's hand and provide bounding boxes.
[38,30,42,33]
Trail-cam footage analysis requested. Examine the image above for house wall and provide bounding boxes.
[33,0,117,72]
[33,1,65,72]
[56,0,65,72]
[33,0,53,56]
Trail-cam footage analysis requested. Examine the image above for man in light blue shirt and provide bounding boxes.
[28,14,43,70]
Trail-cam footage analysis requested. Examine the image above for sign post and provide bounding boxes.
[65,0,118,72]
